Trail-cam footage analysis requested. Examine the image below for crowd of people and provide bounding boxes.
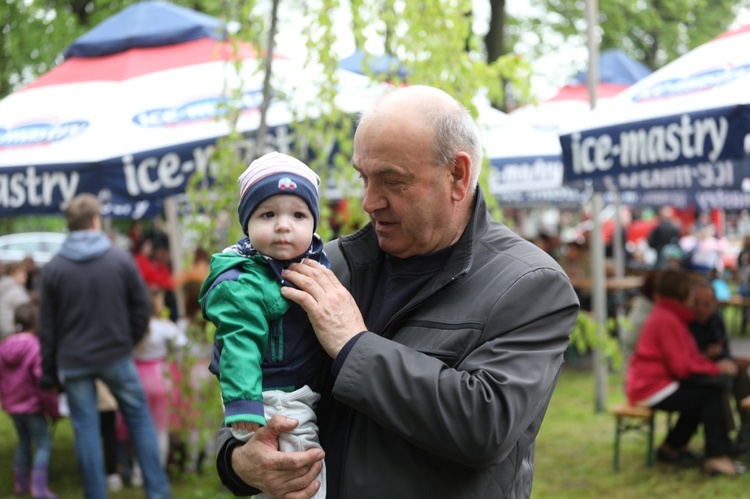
[611,204,750,476]
[520,181,750,477]
[531,205,741,285]
[0,199,219,497]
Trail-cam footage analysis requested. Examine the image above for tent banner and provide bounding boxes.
[560,105,750,189]
[496,187,589,208]
[0,122,311,217]
[488,155,564,193]
[693,189,750,212]
[599,189,750,211]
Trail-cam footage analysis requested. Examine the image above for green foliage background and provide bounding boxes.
[2,1,746,242]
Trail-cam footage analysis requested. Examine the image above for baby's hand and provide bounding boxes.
[232,421,261,433]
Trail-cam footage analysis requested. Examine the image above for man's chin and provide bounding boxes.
[375,235,399,255]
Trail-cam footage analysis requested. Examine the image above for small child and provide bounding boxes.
[200,151,328,498]
[0,303,58,499]
[119,287,187,484]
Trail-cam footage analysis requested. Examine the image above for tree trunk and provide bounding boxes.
[68,0,92,25]
[485,0,507,110]
[484,0,506,63]
[255,0,280,160]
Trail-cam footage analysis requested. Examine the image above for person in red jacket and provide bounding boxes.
[625,268,740,475]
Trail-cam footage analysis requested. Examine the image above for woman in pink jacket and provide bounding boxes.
[626,268,738,475]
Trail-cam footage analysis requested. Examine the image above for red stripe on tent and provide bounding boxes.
[714,23,750,42]
[546,82,630,102]
[24,38,258,90]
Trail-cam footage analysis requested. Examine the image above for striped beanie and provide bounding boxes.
[237,152,321,235]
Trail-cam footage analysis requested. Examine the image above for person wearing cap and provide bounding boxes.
[199,151,328,499]
[214,86,580,498]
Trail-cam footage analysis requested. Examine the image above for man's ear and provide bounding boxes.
[450,152,472,202]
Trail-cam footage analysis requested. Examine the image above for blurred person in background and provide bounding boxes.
[0,261,31,338]
[22,256,41,299]
[173,247,210,290]
[558,237,591,310]
[151,245,178,322]
[0,303,59,498]
[647,206,681,269]
[736,235,750,297]
[96,380,123,492]
[688,276,750,455]
[684,224,727,276]
[626,268,740,475]
[119,286,187,485]
[621,270,659,367]
[128,220,145,253]
[38,193,171,499]
[532,231,560,261]
[171,279,219,473]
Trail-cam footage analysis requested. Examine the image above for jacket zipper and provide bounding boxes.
[270,318,283,363]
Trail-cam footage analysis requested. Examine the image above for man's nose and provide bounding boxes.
[362,184,386,213]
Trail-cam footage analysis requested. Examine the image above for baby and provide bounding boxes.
[200,151,328,498]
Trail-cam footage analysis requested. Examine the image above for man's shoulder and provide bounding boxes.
[482,222,561,270]
[46,244,132,271]
[88,245,133,267]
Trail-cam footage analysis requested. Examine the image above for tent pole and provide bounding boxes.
[165,195,185,319]
[591,193,608,413]
[586,0,607,413]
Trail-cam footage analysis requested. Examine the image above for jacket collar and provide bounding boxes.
[335,187,490,336]
[656,296,696,324]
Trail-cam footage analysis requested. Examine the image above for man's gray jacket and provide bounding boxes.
[216,188,580,498]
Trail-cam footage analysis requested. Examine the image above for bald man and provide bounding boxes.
[213,85,580,498]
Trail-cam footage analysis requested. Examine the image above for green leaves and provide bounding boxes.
[570,311,623,368]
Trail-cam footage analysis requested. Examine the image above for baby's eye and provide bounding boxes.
[260,211,274,219]
[293,212,307,219]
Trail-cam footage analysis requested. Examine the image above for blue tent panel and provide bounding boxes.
[338,50,408,79]
[572,49,652,86]
[64,0,226,59]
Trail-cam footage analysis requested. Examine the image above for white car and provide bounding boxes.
[0,232,67,268]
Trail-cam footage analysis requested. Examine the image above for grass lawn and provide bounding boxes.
[533,359,749,498]
[0,411,231,498]
[2,352,749,497]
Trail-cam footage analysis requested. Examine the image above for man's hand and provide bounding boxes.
[281,259,367,358]
[717,358,738,376]
[705,342,725,360]
[232,415,324,498]
[39,374,63,393]
[736,356,750,371]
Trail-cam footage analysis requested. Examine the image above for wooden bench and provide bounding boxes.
[609,402,656,472]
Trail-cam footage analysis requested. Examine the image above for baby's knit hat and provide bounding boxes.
[237,151,321,235]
